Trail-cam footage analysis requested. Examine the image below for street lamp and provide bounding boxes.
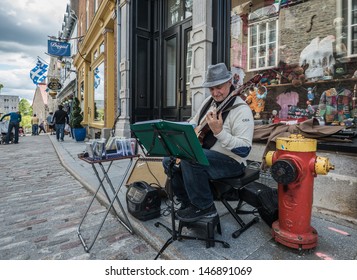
[60,59,76,73]
[64,60,76,73]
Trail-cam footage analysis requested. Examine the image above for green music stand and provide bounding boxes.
[131,120,229,259]
[130,119,209,165]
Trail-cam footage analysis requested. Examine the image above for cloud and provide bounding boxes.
[0,0,69,103]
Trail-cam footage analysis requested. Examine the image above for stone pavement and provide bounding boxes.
[0,134,157,260]
[1,133,357,261]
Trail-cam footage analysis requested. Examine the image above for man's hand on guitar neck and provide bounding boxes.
[206,108,223,135]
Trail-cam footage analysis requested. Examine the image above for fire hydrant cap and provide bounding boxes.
[276,134,317,152]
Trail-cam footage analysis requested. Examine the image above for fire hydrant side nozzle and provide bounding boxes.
[315,156,335,175]
[265,151,275,167]
[265,134,334,250]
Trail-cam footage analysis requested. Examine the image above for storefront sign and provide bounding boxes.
[47,40,71,57]
[47,78,62,91]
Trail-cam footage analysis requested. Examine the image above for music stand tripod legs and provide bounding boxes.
[154,158,230,260]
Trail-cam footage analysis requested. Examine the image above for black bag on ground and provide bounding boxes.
[257,188,278,227]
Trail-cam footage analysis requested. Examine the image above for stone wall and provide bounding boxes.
[279,0,336,65]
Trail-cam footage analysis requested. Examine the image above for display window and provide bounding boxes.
[230,0,357,152]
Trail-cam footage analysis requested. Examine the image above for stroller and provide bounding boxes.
[0,121,14,144]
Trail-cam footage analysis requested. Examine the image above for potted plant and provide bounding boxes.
[70,97,86,141]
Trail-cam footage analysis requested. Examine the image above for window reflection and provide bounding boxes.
[166,0,193,28]
[185,30,192,106]
[165,37,176,107]
[93,63,104,122]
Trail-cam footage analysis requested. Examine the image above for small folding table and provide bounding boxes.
[77,154,138,252]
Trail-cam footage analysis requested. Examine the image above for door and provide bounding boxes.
[131,0,192,123]
[161,21,192,121]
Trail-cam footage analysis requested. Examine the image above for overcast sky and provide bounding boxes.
[0,0,69,103]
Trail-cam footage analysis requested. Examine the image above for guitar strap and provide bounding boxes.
[198,95,238,149]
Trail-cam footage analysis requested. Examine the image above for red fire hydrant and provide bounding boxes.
[265,134,334,250]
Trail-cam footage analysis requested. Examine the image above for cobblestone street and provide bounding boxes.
[0,135,157,260]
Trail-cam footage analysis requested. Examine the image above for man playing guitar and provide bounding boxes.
[163,63,258,222]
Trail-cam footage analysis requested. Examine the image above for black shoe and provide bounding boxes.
[177,200,191,211]
[176,204,217,222]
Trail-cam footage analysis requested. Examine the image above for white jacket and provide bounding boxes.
[189,95,254,165]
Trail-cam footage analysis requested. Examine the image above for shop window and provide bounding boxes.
[93,62,104,122]
[94,0,99,13]
[86,0,89,31]
[80,80,84,112]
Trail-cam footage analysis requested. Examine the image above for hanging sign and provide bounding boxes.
[47,40,71,57]
[47,78,62,91]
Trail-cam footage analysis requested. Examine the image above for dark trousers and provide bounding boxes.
[163,149,246,209]
[7,121,19,144]
[39,126,46,134]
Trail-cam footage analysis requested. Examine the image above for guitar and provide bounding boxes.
[195,74,263,144]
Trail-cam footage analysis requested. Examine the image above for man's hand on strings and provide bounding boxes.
[206,109,223,135]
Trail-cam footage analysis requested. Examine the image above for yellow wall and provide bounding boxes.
[73,0,116,131]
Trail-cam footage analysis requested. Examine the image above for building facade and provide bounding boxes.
[57,1,78,113]
[70,0,357,141]
[62,0,357,221]
[72,0,117,139]
[0,95,20,116]
[31,83,50,123]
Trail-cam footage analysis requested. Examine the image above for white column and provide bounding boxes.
[115,0,131,137]
[190,0,213,116]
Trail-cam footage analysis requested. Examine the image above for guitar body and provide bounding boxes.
[195,124,209,144]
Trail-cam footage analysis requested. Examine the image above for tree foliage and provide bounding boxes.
[19,99,32,116]
[70,97,84,128]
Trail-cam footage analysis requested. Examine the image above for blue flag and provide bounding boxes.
[30,60,48,85]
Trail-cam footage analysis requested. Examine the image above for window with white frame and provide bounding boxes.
[248,5,279,71]
[94,0,99,13]
[347,0,357,56]
[86,0,89,30]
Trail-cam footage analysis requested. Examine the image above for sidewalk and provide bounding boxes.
[50,134,357,260]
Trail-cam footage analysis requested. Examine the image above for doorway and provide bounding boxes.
[131,0,192,123]
[162,20,192,121]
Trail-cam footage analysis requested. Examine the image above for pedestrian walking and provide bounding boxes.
[31,114,39,135]
[38,121,46,134]
[0,110,22,144]
[52,105,69,142]
[46,112,55,135]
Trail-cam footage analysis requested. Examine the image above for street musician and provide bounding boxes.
[163,63,259,222]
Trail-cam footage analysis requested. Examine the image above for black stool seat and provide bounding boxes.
[178,215,221,248]
[212,168,260,199]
